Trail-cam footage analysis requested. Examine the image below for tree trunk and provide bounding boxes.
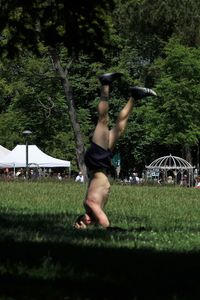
[197,141,200,175]
[48,47,87,177]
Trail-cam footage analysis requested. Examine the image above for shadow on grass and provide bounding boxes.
[0,212,200,300]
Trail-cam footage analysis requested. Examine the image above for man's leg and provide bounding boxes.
[92,72,123,149]
[109,86,157,150]
[109,96,134,151]
[91,84,110,149]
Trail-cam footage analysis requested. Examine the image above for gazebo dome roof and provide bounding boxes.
[146,154,194,170]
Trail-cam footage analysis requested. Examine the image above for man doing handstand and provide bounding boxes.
[74,72,157,229]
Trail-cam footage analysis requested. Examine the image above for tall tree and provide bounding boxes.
[0,51,98,170]
[0,0,115,175]
[150,38,200,163]
[113,0,200,62]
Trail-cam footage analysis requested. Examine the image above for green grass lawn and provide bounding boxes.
[1,181,200,250]
[0,180,200,299]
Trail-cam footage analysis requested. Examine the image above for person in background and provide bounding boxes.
[194,176,200,188]
[75,171,84,183]
[57,172,62,180]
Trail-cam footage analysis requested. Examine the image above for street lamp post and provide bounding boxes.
[23,130,32,179]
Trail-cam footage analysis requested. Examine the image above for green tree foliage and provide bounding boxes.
[113,0,200,62]
[0,0,117,175]
[0,52,93,170]
[150,38,200,162]
[1,0,200,175]
[109,1,200,170]
[109,38,200,171]
[0,0,115,59]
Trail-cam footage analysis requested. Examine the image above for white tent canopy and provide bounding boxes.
[0,145,11,159]
[0,145,70,169]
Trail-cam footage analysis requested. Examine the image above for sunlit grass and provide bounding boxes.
[0,181,200,251]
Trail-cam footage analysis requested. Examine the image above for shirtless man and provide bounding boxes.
[74,72,157,229]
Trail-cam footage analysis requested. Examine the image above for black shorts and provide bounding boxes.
[84,142,112,175]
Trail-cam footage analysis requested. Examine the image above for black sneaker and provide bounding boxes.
[129,86,157,100]
[99,72,123,85]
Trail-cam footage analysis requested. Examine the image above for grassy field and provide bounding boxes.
[0,180,200,299]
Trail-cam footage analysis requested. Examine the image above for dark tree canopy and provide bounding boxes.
[114,0,200,61]
[0,0,114,58]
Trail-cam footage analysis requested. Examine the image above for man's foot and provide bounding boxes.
[129,86,157,100]
[99,72,123,85]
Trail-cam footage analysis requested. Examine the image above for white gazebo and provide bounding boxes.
[145,154,195,186]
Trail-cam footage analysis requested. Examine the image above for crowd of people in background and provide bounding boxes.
[0,166,199,188]
[0,167,70,181]
[120,171,143,185]
[0,167,86,183]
